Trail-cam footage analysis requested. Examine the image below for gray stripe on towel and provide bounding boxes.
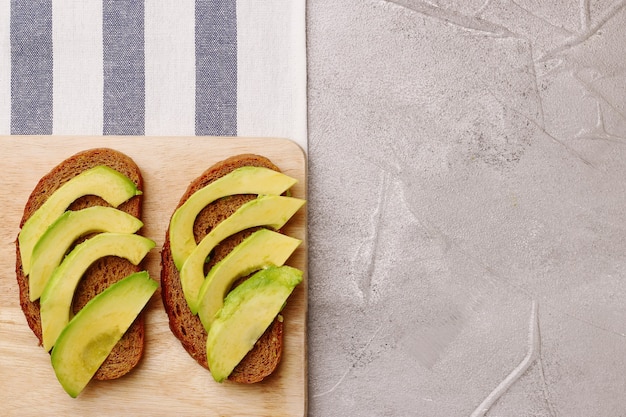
[103,0,145,135]
[195,0,237,136]
[10,0,53,135]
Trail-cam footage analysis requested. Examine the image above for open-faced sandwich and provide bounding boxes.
[16,148,156,397]
[160,154,305,383]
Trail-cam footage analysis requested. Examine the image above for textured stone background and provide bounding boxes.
[306,1,626,416]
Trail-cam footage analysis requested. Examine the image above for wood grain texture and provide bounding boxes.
[0,136,307,416]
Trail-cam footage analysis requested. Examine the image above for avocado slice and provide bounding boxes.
[19,165,141,275]
[206,265,303,382]
[29,206,144,301]
[170,166,298,270]
[50,271,157,398]
[180,195,305,314]
[40,232,155,351]
[197,229,301,330]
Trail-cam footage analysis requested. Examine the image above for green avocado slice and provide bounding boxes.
[40,232,155,351]
[170,166,298,270]
[29,207,143,301]
[197,229,301,331]
[19,165,141,275]
[50,271,157,398]
[180,195,305,314]
[206,266,303,382]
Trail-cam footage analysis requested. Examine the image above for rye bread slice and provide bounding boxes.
[16,148,148,380]
[160,154,286,383]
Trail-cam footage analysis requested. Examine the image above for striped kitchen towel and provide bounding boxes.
[0,0,307,152]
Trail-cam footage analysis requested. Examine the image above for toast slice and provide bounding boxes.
[161,154,288,383]
[16,148,147,380]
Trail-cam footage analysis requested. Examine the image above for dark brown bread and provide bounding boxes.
[160,154,285,383]
[15,148,147,380]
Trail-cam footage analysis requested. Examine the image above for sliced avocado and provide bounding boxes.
[40,232,155,351]
[19,165,141,275]
[170,166,298,270]
[180,195,305,314]
[206,266,303,382]
[29,206,143,301]
[50,271,157,397]
[197,229,301,330]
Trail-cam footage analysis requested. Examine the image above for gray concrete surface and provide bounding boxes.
[306,1,626,416]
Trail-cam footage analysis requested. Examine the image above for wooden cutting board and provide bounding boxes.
[0,136,307,416]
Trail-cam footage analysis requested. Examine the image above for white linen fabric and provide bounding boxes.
[1,0,307,152]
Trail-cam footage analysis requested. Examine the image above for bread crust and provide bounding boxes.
[15,148,147,380]
[160,154,286,383]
